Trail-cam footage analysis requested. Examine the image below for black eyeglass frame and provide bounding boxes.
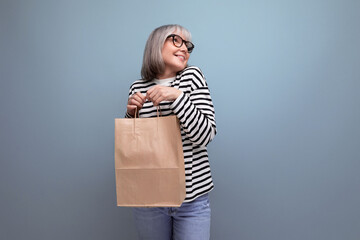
[166,34,195,53]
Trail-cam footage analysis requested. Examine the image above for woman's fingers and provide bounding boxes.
[147,86,169,104]
[145,86,158,100]
[129,99,142,108]
[127,92,146,116]
[130,92,146,104]
[126,105,137,113]
[151,91,165,106]
[129,96,144,107]
[127,87,181,113]
[147,86,181,105]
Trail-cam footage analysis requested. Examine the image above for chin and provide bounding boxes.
[177,63,188,71]
[164,61,188,75]
[168,65,185,73]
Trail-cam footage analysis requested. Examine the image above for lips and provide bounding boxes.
[175,54,186,61]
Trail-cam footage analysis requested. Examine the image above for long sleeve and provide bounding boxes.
[170,67,217,147]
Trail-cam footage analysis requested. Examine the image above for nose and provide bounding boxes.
[180,43,188,53]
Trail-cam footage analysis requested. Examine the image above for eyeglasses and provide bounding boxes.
[166,34,195,53]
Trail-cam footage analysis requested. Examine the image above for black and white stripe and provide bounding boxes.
[126,66,217,202]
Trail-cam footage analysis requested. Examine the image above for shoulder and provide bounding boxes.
[179,66,205,79]
[178,66,207,89]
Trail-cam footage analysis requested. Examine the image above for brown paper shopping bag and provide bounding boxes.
[114,110,186,207]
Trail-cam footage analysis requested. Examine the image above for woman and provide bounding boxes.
[126,24,217,240]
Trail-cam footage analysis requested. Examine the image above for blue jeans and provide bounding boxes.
[133,194,211,240]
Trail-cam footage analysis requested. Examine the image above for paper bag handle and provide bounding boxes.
[134,106,162,119]
[133,106,162,133]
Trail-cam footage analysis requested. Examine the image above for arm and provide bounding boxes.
[170,67,217,147]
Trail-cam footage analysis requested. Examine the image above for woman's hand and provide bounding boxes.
[127,92,146,117]
[146,86,182,106]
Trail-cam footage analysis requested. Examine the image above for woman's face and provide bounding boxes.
[160,30,190,78]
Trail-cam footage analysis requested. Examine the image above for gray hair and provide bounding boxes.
[141,24,192,80]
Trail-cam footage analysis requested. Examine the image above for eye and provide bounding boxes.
[174,36,182,43]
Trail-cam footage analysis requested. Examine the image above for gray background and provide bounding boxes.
[1,0,359,239]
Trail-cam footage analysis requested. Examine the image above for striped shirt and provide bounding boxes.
[126,66,217,202]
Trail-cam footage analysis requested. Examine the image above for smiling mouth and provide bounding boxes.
[175,55,185,61]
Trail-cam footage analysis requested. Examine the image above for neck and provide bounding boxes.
[157,69,176,79]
